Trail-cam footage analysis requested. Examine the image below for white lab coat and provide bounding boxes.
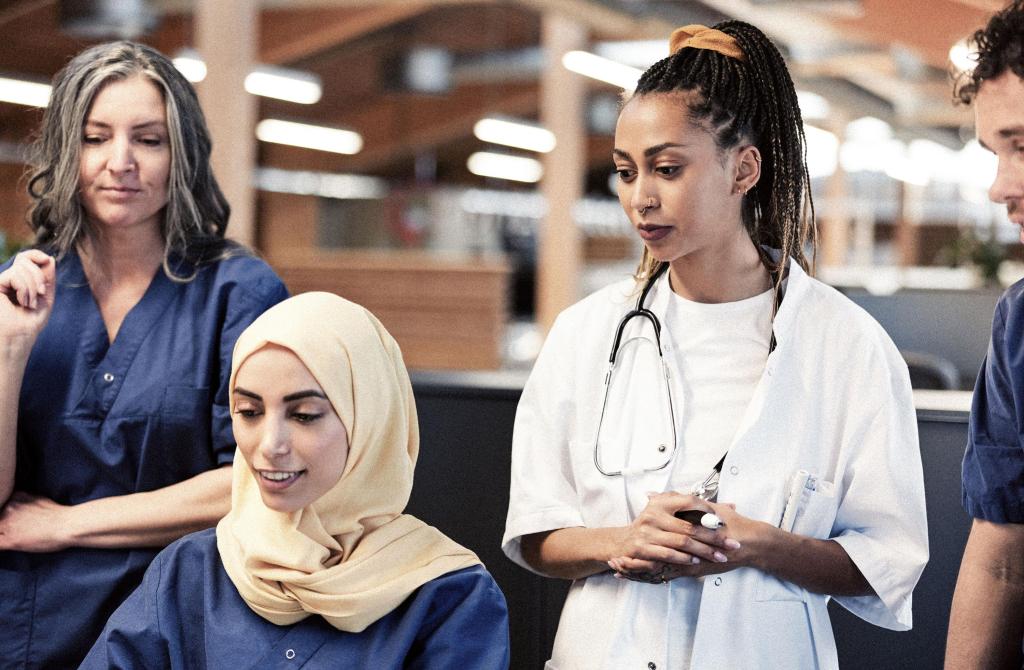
[502,259,929,670]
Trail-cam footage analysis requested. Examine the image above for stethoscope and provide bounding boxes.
[593,254,783,505]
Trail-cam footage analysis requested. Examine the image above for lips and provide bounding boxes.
[255,469,306,491]
[637,223,672,242]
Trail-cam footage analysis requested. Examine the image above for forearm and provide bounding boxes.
[946,521,1024,669]
[521,527,627,580]
[66,465,232,548]
[751,524,872,596]
[0,340,33,505]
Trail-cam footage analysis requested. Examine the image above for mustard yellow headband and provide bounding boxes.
[669,24,746,62]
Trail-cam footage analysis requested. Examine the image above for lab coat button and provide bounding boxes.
[657,444,666,452]
[285,649,296,660]
[648,663,657,670]
[102,372,114,383]
[714,577,723,586]
[729,465,739,475]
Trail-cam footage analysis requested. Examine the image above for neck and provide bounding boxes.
[667,233,770,303]
[78,224,164,287]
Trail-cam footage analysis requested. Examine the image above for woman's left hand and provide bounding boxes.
[0,492,74,553]
[609,502,774,582]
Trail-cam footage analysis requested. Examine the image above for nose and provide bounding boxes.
[106,136,136,175]
[989,157,1024,205]
[258,416,290,460]
[627,175,657,215]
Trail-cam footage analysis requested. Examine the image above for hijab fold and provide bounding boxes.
[216,292,480,632]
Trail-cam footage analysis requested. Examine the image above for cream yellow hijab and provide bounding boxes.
[216,292,480,632]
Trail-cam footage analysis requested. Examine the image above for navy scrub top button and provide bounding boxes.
[103,372,114,383]
[285,649,296,660]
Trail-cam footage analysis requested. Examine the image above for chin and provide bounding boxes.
[257,491,304,514]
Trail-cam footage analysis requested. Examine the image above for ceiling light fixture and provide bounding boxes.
[245,65,322,105]
[0,76,51,108]
[467,151,543,183]
[562,51,642,91]
[949,39,975,74]
[473,117,556,153]
[255,119,363,155]
[172,49,207,83]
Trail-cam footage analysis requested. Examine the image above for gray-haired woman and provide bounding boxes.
[0,41,287,668]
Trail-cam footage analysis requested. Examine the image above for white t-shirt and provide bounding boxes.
[656,286,775,667]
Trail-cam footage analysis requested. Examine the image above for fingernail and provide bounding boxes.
[725,539,741,549]
[691,556,701,564]
[613,572,623,579]
[714,551,728,563]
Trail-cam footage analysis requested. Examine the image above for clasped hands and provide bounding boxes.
[607,491,760,584]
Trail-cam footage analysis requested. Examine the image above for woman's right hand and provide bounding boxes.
[608,491,740,578]
[0,250,56,347]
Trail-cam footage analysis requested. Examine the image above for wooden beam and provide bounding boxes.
[536,12,586,331]
[196,0,258,247]
[260,4,428,64]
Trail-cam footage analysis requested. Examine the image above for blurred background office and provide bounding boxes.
[0,1,1009,667]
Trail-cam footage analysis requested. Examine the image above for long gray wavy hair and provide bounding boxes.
[26,41,236,279]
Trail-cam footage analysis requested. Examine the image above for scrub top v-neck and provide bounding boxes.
[0,249,288,669]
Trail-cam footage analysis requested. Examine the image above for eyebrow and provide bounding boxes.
[979,126,1024,152]
[612,142,690,161]
[232,388,328,403]
[83,120,167,131]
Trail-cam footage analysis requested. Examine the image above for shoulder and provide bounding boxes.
[148,528,220,584]
[192,251,288,309]
[786,272,906,374]
[414,566,505,606]
[550,277,636,334]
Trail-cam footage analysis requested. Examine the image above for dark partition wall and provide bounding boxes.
[409,372,969,670]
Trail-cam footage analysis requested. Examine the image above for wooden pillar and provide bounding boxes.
[536,13,587,332]
[195,0,258,247]
[819,118,850,268]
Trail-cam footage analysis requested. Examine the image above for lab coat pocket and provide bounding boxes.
[755,471,839,603]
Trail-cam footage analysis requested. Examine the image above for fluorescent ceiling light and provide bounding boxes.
[594,40,668,70]
[803,124,838,179]
[245,65,321,105]
[0,76,51,108]
[473,117,556,153]
[170,50,320,103]
[172,49,206,83]
[562,51,642,90]
[949,39,975,74]
[467,151,543,183]
[255,167,385,199]
[797,90,830,121]
[256,119,362,155]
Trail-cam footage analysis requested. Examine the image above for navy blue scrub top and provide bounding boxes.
[964,277,1024,523]
[0,249,288,669]
[80,529,511,669]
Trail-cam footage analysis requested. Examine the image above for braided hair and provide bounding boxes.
[631,20,815,287]
[955,0,1024,104]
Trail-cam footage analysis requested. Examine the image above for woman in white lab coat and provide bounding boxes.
[502,20,928,670]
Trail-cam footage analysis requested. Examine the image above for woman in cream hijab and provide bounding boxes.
[81,292,510,668]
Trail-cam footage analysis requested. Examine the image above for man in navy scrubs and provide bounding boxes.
[946,2,1024,667]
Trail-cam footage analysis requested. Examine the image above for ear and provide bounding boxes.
[733,145,761,195]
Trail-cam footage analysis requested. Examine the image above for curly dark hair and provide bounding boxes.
[631,20,815,286]
[955,0,1024,104]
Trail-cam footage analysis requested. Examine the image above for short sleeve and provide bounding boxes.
[963,293,1024,522]
[79,551,171,668]
[501,312,587,573]
[209,260,289,466]
[829,343,928,630]
[407,567,510,669]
